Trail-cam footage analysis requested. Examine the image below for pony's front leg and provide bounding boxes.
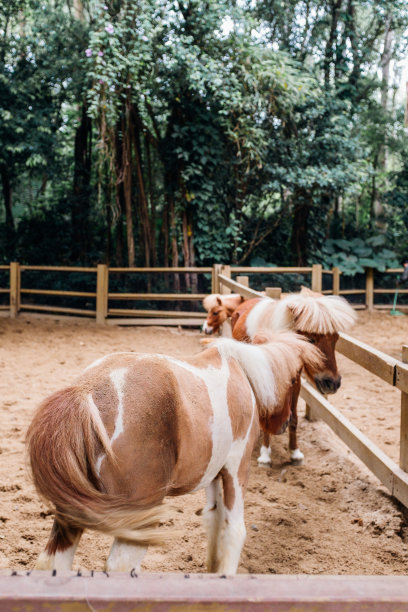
[289,375,304,464]
[35,520,82,571]
[106,539,147,573]
[257,431,271,465]
[203,476,224,572]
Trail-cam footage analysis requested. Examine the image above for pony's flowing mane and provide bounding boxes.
[213,332,322,415]
[255,288,356,336]
[203,293,242,313]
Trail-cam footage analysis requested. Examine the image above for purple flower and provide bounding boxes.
[142,35,149,42]
[98,51,104,56]
[85,48,93,57]
[99,79,105,84]
[103,4,108,9]
[105,23,114,34]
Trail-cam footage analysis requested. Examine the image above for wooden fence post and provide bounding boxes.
[265,287,282,300]
[220,265,231,295]
[9,261,20,318]
[96,264,108,325]
[212,264,223,294]
[220,265,232,337]
[400,345,408,472]
[365,267,374,310]
[332,267,340,296]
[236,275,249,288]
[311,264,322,293]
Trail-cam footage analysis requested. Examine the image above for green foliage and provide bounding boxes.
[1,0,408,271]
[321,237,399,276]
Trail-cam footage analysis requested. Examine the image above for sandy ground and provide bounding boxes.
[0,311,408,574]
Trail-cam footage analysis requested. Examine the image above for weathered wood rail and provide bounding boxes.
[1,262,406,324]
[215,273,408,509]
[2,571,408,611]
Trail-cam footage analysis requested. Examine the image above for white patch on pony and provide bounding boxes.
[92,368,127,476]
[214,339,277,407]
[106,539,147,572]
[217,392,256,574]
[110,368,127,443]
[257,444,272,465]
[245,298,275,339]
[36,539,80,571]
[202,321,214,334]
[164,355,233,491]
[290,448,304,463]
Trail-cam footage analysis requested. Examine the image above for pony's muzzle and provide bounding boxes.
[202,322,214,335]
[314,374,341,395]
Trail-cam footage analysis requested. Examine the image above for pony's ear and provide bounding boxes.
[300,285,322,298]
[216,296,222,306]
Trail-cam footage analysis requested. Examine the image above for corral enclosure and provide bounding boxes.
[0,310,408,574]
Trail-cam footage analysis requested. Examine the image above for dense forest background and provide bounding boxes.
[1,0,408,274]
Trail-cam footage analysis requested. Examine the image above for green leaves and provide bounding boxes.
[322,238,399,276]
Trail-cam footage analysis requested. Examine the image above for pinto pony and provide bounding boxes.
[202,293,243,335]
[203,287,356,464]
[27,333,321,574]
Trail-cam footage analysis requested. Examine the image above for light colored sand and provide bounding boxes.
[0,311,407,573]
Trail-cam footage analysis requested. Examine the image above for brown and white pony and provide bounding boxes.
[203,287,356,465]
[26,332,321,574]
[202,293,243,335]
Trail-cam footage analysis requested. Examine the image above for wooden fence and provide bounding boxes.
[215,272,408,510]
[0,262,406,324]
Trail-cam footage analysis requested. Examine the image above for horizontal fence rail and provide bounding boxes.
[0,262,407,323]
[2,572,408,611]
[216,274,408,509]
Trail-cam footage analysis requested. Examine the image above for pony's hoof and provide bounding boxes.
[257,445,271,466]
[290,448,304,465]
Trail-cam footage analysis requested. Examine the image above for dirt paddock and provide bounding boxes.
[1,310,408,574]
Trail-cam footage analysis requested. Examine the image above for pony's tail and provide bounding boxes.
[26,387,170,545]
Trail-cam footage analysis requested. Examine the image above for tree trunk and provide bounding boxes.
[72,102,92,262]
[0,166,14,230]
[122,115,135,267]
[290,196,310,265]
[169,196,180,292]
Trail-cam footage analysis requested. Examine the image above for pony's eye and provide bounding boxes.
[213,311,219,316]
[309,337,316,344]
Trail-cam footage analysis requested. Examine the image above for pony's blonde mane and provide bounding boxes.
[214,331,322,414]
[282,290,356,334]
[253,287,356,336]
[203,293,242,313]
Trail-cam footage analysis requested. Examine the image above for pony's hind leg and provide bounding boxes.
[106,538,147,573]
[289,377,304,464]
[216,465,247,575]
[202,476,224,572]
[36,519,82,570]
[257,431,271,465]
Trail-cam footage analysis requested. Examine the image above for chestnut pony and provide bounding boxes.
[27,332,321,574]
[202,293,243,335]
[203,287,356,464]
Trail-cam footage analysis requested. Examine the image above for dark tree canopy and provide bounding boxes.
[1,0,407,272]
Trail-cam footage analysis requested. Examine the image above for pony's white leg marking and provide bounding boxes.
[35,536,81,571]
[106,539,147,573]
[203,478,224,572]
[216,392,256,575]
[217,478,246,575]
[257,444,272,465]
[290,447,304,463]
